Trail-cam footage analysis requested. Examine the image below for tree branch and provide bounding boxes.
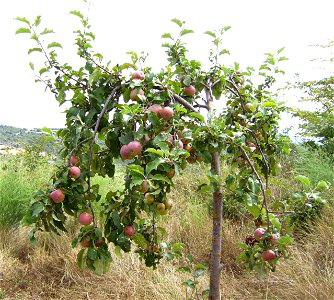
[240,146,270,230]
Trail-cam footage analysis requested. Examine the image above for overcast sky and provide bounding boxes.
[0,0,333,130]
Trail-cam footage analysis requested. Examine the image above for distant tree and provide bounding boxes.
[292,41,334,156]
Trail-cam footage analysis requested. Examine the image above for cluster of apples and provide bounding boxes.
[49,154,81,203]
[253,227,280,261]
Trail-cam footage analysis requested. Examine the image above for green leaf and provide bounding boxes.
[15,17,30,25]
[47,42,62,49]
[277,47,285,54]
[93,258,104,275]
[188,112,205,121]
[145,148,164,156]
[15,27,31,34]
[77,248,86,269]
[41,127,53,135]
[202,289,210,297]
[146,158,165,175]
[161,33,173,40]
[262,101,277,107]
[219,49,230,55]
[70,10,84,19]
[114,245,123,258]
[41,28,54,35]
[29,62,34,70]
[171,18,183,27]
[132,233,148,248]
[111,211,121,229]
[204,31,216,38]
[316,181,329,190]
[295,175,311,187]
[28,48,42,54]
[31,201,44,217]
[87,247,97,260]
[177,265,192,273]
[180,29,194,36]
[34,16,41,26]
[127,164,145,176]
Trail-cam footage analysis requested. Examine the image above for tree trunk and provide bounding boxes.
[209,151,223,300]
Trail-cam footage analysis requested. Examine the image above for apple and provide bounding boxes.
[166,168,175,178]
[50,189,65,203]
[158,106,174,120]
[235,70,242,75]
[153,245,160,251]
[69,166,81,179]
[120,144,131,160]
[156,202,166,214]
[68,154,80,166]
[164,199,173,210]
[184,85,196,97]
[270,234,279,244]
[80,238,91,248]
[138,180,149,193]
[236,156,243,163]
[254,227,266,241]
[95,238,105,247]
[247,142,256,149]
[245,102,254,112]
[124,225,136,237]
[184,143,192,152]
[127,141,142,158]
[147,104,162,114]
[177,140,184,149]
[255,131,263,141]
[132,70,145,80]
[144,193,155,204]
[263,249,276,261]
[130,88,144,101]
[78,212,93,225]
[178,129,192,144]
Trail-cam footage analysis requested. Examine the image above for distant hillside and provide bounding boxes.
[0,125,60,148]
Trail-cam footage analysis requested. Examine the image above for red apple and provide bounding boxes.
[69,166,81,179]
[247,142,256,148]
[147,104,162,114]
[263,249,276,261]
[177,140,184,148]
[95,238,105,247]
[184,85,196,97]
[132,70,145,80]
[120,144,131,160]
[68,154,80,166]
[80,238,91,248]
[254,227,266,241]
[130,88,144,101]
[50,189,65,203]
[270,234,279,244]
[78,212,93,225]
[127,141,142,158]
[124,225,136,237]
[158,106,174,120]
[235,70,242,75]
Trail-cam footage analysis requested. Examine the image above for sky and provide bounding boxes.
[0,0,333,131]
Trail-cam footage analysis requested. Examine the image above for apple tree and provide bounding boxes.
[16,9,292,300]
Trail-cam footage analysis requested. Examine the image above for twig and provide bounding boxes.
[240,146,270,230]
[86,84,121,226]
